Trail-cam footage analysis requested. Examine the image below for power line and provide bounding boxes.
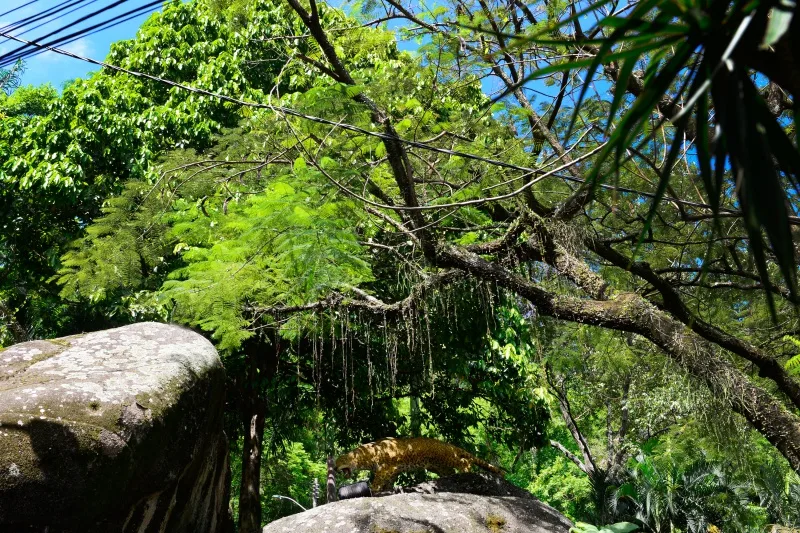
[0,0,161,68]
[0,0,42,20]
[3,0,101,44]
[1,0,87,34]
[22,7,143,63]
[3,0,162,67]
[0,0,129,66]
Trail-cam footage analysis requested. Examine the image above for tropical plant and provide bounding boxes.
[571,521,639,533]
[783,336,800,377]
[615,455,740,533]
[503,0,800,309]
[747,464,800,528]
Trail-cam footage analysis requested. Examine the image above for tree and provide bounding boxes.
[13,0,800,526]
[231,0,800,473]
[0,60,24,95]
[0,0,298,343]
[0,84,58,118]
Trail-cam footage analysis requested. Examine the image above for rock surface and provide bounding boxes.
[0,322,231,532]
[263,473,572,533]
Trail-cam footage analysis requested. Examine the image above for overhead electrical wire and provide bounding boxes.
[1,0,87,34]
[1,0,132,66]
[0,0,161,68]
[5,0,164,66]
[1,0,101,44]
[0,0,42,20]
[21,8,148,63]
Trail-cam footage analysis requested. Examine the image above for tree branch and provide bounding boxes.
[249,270,462,318]
[435,243,800,473]
[588,240,800,410]
[286,0,434,258]
[550,440,590,474]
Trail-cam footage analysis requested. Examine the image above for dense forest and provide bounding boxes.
[1,0,799,531]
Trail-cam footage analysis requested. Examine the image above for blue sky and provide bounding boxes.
[1,0,546,105]
[0,0,163,89]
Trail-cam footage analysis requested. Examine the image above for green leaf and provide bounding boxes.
[763,0,795,48]
[740,71,798,302]
[604,523,639,533]
[787,355,800,375]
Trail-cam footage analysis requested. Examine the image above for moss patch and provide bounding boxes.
[486,514,506,532]
[47,339,72,348]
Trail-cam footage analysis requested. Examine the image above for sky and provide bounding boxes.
[0,0,164,89]
[0,0,548,104]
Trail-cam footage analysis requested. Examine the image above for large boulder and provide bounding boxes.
[0,322,231,532]
[263,473,572,533]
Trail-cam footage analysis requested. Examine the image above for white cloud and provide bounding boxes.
[62,38,92,58]
[38,38,93,63]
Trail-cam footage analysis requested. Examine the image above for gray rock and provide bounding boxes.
[263,473,572,533]
[0,322,231,533]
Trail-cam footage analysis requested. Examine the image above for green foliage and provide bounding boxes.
[570,522,638,533]
[6,0,800,529]
[615,454,745,533]
[55,122,373,349]
[527,450,593,521]
[163,177,372,350]
[0,60,24,94]
[783,335,800,376]
[0,0,296,340]
[0,84,58,117]
[415,302,549,450]
[746,463,800,527]
[511,0,800,311]
[261,441,328,520]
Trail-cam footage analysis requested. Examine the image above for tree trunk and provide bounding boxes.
[0,300,26,343]
[237,338,278,533]
[410,396,421,437]
[238,355,267,533]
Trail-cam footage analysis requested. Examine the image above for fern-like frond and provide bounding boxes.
[787,355,800,376]
[783,336,800,376]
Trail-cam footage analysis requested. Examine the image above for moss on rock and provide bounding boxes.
[0,322,230,532]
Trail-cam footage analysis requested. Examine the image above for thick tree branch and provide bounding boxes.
[249,270,462,318]
[588,240,800,411]
[547,372,599,475]
[550,440,590,474]
[435,243,800,472]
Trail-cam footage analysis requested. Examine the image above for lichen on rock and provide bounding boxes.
[262,473,572,533]
[0,322,232,533]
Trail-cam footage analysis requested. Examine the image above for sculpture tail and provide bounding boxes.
[472,456,504,476]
